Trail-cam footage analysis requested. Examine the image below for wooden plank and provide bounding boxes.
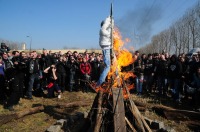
[125,117,137,132]
[94,91,103,132]
[112,88,126,132]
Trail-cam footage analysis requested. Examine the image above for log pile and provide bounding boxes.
[83,81,152,132]
[0,106,44,126]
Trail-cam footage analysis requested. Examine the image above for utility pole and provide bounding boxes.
[26,36,32,51]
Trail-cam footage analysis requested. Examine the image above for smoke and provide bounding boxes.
[116,4,163,49]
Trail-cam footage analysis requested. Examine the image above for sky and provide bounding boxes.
[0,0,199,50]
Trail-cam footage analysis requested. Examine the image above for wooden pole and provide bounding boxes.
[112,88,126,132]
[94,91,103,132]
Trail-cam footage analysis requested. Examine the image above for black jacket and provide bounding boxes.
[168,58,182,79]
[156,59,168,77]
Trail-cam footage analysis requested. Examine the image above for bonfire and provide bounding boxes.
[84,14,152,131]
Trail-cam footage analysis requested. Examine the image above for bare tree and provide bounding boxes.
[138,2,200,55]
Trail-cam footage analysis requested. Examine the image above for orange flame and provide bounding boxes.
[96,27,136,99]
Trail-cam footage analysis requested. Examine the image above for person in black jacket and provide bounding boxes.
[2,52,15,98]
[40,49,53,89]
[144,54,154,93]
[4,51,27,111]
[178,55,190,97]
[26,51,42,99]
[156,54,168,96]
[0,56,5,102]
[152,53,160,92]
[92,55,104,82]
[66,56,79,92]
[168,54,182,103]
[56,56,67,92]
[0,43,10,54]
[44,64,61,98]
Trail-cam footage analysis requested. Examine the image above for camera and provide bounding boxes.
[0,43,10,55]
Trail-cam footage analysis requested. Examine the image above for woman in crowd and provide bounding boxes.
[80,57,91,92]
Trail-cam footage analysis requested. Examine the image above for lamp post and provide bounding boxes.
[26,36,32,51]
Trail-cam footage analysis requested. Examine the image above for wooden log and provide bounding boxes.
[94,91,103,132]
[152,105,200,121]
[137,106,147,112]
[57,101,91,108]
[133,100,147,108]
[0,106,44,126]
[168,110,199,121]
[112,88,126,132]
[128,101,145,132]
[81,91,102,131]
[125,117,137,132]
[122,77,151,132]
[140,114,152,132]
[16,105,44,118]
[152,105,175,111]
[122,80,145,132]
[130,97,152,132]
[78,79,97,93]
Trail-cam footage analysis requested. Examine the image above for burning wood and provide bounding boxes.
[84,3,151,132]
[94,91,103,132]
[112,88,126,132]
[85,89,152,132]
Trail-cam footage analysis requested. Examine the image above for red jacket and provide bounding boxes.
[80,62,91,74]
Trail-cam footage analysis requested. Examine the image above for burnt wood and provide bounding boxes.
[112,88,126,132]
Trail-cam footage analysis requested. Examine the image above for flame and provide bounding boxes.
[96,27,136,99]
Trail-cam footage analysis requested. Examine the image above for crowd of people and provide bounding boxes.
[0,42,199,111]
[0,43,105,111]
[133,50,200,111]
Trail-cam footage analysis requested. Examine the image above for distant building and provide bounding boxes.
[17,49,102,54]
[21,43,26,50]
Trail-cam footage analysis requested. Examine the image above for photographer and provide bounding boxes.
[44,64,61,98]
[0,43,10,54]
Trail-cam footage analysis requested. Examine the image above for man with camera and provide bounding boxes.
[0,43,10,54]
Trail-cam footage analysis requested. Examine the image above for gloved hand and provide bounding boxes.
[104,16,114,25]
[85,74,90,80]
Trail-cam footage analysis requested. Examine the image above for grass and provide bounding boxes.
[0,90,198,132]
[0,91,96,132]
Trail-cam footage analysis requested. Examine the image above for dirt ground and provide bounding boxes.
[0,89,200,132]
